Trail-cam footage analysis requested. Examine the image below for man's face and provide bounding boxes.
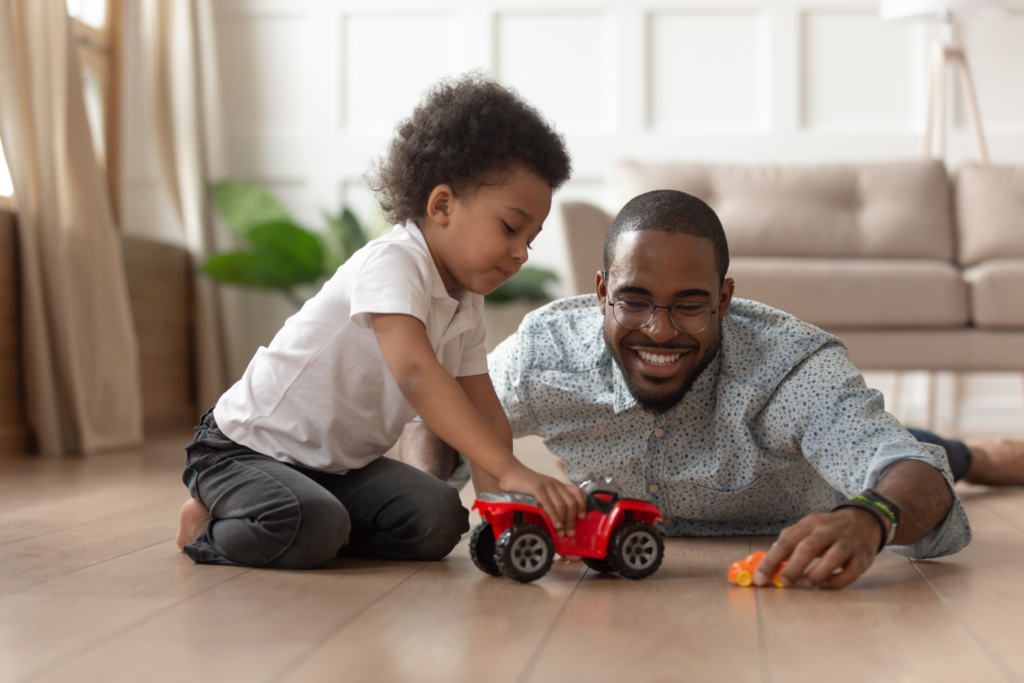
[597,230,735,413]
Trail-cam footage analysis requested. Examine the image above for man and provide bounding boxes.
[404,190,1021,589]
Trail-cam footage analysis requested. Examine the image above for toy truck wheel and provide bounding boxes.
[494,523,554,583]
[607,521,664,580]
[469,522,502,577]
[582,557,614,574]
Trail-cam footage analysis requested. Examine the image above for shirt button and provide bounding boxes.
[654,428,664,437]
[649,484,660,493]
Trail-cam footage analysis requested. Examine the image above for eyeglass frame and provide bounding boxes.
[602,271,722,335]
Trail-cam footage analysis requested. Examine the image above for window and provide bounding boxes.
[66,0,123,220]
[0,137,13,211]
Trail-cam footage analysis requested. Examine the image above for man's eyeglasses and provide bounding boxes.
[607,297,719,335]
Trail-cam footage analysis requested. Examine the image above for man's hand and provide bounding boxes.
[498,463,586,538]
[754,507,885,589]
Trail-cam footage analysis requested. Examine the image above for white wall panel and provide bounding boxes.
[648,12,769,132]
[496,12,614,134]
[217,14,311,134]
[961,15,1024,133]
[343,14,464,133]
[802,11,923,132]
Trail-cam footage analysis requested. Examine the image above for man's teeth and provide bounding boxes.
[637,350,683,365]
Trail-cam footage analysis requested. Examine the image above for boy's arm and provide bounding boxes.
[456,373,509,496]
[371,313,584,534]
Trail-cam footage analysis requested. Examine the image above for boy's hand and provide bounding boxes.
[499,464,586,538]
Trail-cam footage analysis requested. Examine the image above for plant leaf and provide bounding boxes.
[484,266,559,304]
[246,222,325,285]
[200,221,325,290]
[210,181,292,235]
[328,208,368,263]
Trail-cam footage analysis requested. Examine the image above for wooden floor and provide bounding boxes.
[2,434,1024,683]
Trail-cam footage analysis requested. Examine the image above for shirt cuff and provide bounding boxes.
[456,359,489,377]
[863,440,972,559]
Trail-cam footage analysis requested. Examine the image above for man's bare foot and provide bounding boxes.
[964,439,1024,487]
[176,498,212,550]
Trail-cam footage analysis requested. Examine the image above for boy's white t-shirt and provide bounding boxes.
[213,221,488,474]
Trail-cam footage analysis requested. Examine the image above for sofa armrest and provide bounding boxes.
[560,201,612,296]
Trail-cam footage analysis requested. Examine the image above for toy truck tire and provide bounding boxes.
[494,523,554,583]
[469,522,502,577]
[607,521,664,580]
[582,557,614,574]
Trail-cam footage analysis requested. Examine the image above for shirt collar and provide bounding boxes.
[612,360,637,414]
[684,347,722,415]
[401,220,483,331]
[401,220,451,302]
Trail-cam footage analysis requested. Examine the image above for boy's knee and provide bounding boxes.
[408,485,469,560]
[269,493,350,569]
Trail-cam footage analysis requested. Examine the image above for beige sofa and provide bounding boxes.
[561,160,1024,371]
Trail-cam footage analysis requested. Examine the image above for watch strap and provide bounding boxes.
[831,500,891,554]
[851,489,900,529]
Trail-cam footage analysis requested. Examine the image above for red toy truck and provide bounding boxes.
[470,477,665,583]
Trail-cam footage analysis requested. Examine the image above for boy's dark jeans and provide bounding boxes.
[182,410,469,568]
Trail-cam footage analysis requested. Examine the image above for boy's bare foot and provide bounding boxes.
[964,440,1024,487]
[176,498,212,550]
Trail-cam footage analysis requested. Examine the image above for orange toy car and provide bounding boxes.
[728,551,787,588]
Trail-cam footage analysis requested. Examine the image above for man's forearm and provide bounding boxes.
[874,459,953,545]
[399,422,458,481]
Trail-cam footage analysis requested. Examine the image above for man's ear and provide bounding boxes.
[719,277,736,319]
[426,185,454,227]
[596,270,608,307]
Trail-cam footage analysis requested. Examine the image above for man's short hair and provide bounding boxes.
[602,190,730,284]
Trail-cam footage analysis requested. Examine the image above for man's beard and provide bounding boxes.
[606,332,720,414]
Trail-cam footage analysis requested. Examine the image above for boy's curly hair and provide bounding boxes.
[369,73,572,225]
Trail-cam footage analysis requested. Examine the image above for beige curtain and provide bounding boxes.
[140,0,235,410]
[0,0,143,454]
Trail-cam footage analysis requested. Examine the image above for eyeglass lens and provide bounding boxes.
[611,299,714,334]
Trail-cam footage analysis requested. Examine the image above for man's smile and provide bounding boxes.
[626,344,696,378]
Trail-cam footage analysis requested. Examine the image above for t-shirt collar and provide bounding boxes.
[402,220,455,302]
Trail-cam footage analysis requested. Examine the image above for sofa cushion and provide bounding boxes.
[957,164,1024,266]
[728,258,969,328]
[614,160,953,260]
[964,259,1024,328]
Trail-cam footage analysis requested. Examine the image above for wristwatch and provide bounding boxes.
[832,488,900,552]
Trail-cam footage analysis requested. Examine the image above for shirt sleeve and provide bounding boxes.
[487,329,536,439]
[457,315,488,377]
[349,243,432,329]
[760,342,971,560]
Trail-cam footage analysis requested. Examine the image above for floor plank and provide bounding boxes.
[0,594,176,682]
[526,536,762,683]
[0,494,182,596]
[280,539,586,683]
[753,545,1007,683]
[910,494,1024,682]
[30,557,426,683]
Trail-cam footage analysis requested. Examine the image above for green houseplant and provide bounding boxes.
[202,181,370,308]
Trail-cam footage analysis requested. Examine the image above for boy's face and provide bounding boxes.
[430,166,551,295]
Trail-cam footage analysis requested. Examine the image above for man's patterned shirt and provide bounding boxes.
[489,295,970,559]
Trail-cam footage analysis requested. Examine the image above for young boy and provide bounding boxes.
[175,75,586,568]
